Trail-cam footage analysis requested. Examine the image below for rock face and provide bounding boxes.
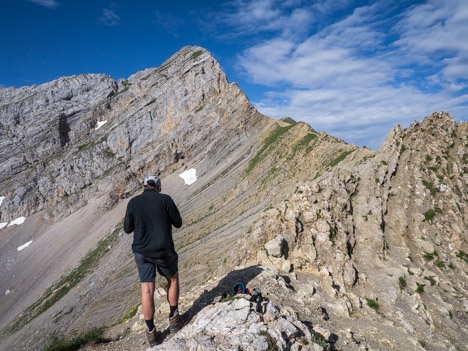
[0,46,266,222]
[0,45,466,351]
[238,112,468,350]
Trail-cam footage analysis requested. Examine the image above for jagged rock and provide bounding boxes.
[150,297,319,351]
[265,235,287,258]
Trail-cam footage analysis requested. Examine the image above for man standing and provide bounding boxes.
[124,175,186,346]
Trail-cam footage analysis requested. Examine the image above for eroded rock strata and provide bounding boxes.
[0,45,466,351]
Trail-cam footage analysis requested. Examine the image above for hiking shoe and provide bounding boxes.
[146,328,160,347]
[169,311,188,333]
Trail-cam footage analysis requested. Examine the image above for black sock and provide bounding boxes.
[169,305,178,317]
[145,319,155,331]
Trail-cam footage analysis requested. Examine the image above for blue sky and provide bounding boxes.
[1,0,467,148]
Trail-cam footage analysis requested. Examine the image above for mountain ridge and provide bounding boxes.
[0,46,466,351]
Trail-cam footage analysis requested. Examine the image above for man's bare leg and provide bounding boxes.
[166,272,179,309]
[141,281,155,323]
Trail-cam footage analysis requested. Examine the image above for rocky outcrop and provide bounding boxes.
[150,297,320,351]
[238,112,467,350]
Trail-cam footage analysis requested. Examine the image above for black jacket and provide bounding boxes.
[124,189,182,258]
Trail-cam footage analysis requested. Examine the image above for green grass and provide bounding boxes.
[191,50,203,60]
[400,145,406,153]
[245,124,294,175]
[360,154,376,163]
[435,260,446,269]
[328,150,354,168]
[381,160,388,165]
[399,276,407,289]
[258,330,279,351]
[113,80,131,97]
[76,135,108,155]
[103,147,116,158]
[366,298,378,309]
[291,133,317,156]
[6,219,124,336]
[327,221,336,242]
[141,71,154,80]
[424,276,436,286]
[456,250,468,264]
[311,335,329,351]
[45,327,110,351]
[424,209,436,222]
[281,117,296,125]
[422,180,440,196]
[425,154,433,162]
[416,283,425,294]
[423,252,435,261]
[77,142,92,152]
[195,103,206,113]
[375,178,380,184]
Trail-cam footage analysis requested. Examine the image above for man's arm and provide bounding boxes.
[123,200,135,234]
[167,196,182,228]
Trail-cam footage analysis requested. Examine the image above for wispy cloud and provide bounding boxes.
[100,8,120,26]
[213,0,468,148]
[207,0,315,39]
[28,0,60,9]
[154,11,184,38]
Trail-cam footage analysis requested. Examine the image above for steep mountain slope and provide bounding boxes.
[0,46,357,350]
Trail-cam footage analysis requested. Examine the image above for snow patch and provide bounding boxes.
[0,223,7,229]
[95,120,108,130]
[17,240,33,251]
[179,168,197,185]
[0,196,4,206]
[7,217,26,227]
[5,290,11,296]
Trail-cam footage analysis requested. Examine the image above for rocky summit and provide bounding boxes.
[0,46,466,351]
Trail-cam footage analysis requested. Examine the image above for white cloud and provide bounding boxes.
[100,8,120,26]
[212,0,315,38]
[395,0,468,82]
[28,0,60,9]
[230,0,468,148]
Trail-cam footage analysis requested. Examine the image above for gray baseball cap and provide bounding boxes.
[143,175,161,187]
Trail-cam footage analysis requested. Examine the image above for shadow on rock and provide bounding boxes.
[186,265,263,321]
[158,265,263,342]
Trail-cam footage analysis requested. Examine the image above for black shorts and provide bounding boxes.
[133,251,178,282]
